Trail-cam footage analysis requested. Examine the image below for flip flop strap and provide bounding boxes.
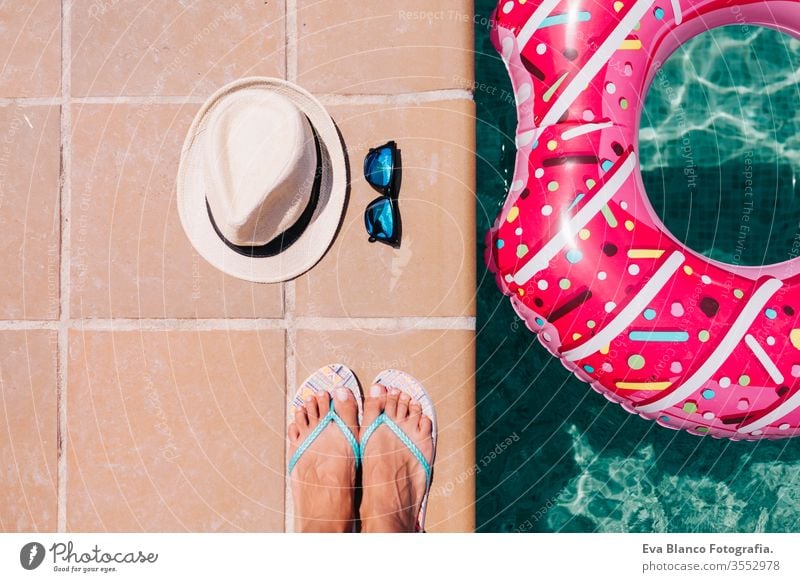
[288,404,360,475]
[360,413,431,487]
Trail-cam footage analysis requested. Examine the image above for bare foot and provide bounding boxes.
[360,383,434,533]
[288,388,359,533]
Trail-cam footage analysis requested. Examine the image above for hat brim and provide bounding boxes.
[177,77,347,283]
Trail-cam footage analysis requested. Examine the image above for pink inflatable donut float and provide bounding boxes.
[486,0,800,440]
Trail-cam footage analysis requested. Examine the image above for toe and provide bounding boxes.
[305,394,320,422]
[294,406,309,429]
[333,386,359,436]
[408,400,422,425]
[288,422,301,442]
[362,384,387,428]
[385,387,401,417]
[316,391,331,418]
[418,415,433,437]
[396,392,411,419]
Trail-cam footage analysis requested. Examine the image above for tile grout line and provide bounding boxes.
[56,0,72,534]
[1,90,475,107]
[284,0,298,534]
[0,316,477,331]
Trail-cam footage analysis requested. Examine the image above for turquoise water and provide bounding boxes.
[475,2,800,532]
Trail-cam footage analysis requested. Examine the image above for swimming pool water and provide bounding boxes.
[474,1,800,532]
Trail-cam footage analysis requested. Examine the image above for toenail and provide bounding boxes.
[370,385,383,397]
[304,395,313,402]
[335,388,349,401]
[389,388,400,396]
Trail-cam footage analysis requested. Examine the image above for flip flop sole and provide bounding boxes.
[372,369,437,532]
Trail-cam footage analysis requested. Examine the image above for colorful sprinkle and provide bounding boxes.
[630,330,689,342]
[683,401,698,414]
[547,139,558,151]
[535,317,544,326]
[628,354,646,370]
[537,279,548,291]
[613,1,624,11]
[624,220,635,231]
[698,330,710,342]
[559,278,571,290]
[719,377,731,388]
[702,389,715,400]
[516,244,529,258]
[779,423,791,430]
[628,264,640,275]
[566,249,583,264]
[507,206,519,222]
[701,275,712,284]
[765,308,778,320]
[619,98,629,110]
[737,398,749,411]
[496,239,504,249]
[605,82,617,94]
[654,7,665,19]
[792,365,800,378]
[515,227,523,235]
[620,39,643,50]
[534,168,544,178]
[703,411,715,420]
[643,308,656,321]
[670,302,684,317]
[543,71,570,102]
[547,180,559,192]
[536,43,547,55]
[598,271,607,281]
[683,265,693,276]
[601,159,614,172]
[585,178,596,189]
[601,205,618,227]
[579,228,591,240]
[517,288,525,297]
[568,193,586,211]
[539,11,592,29]
[587,320,596,329]
[616,381,672,391]
[583,364,595,373]
[791,329,800,350]
[739,374,751,387]
[628,249,665,259]
[605,301,616,313]
[733,289,744,299]
[670,361,682,374]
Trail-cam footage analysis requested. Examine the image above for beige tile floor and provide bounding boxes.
[0,0,476,532]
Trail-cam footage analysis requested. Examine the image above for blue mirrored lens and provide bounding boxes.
[364,146,394,189]
[364,198,395,240]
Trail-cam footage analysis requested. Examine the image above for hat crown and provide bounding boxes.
[204,91,317,246]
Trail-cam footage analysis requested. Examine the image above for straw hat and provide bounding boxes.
[177,77,347,283]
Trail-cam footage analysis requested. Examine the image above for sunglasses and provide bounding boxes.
[363,141,402,248]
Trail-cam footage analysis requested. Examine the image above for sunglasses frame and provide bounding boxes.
[363,141,402,248]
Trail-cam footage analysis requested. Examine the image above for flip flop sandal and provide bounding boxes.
[288,363,363,476]
[360,369,437,532]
